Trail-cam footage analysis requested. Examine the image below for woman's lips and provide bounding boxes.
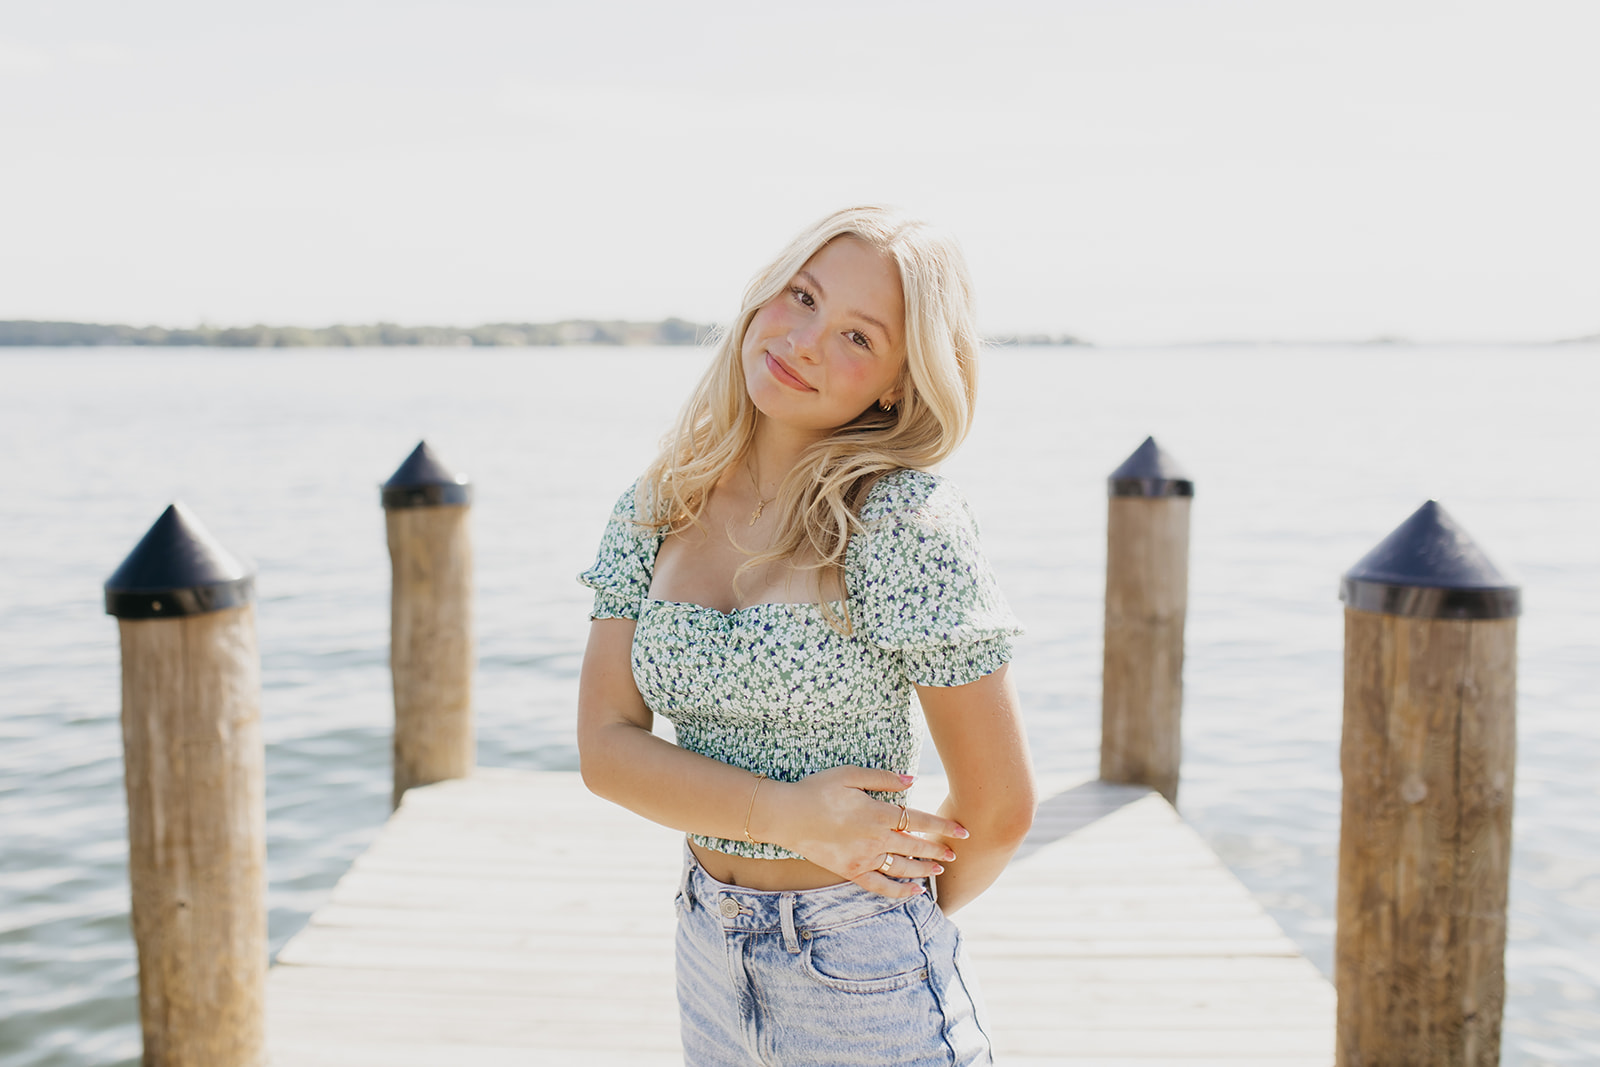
[765,352,815,392]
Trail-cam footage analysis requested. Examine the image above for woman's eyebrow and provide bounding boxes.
[799,269,892,342]
[798,270,827,299]
[852,311,892,343]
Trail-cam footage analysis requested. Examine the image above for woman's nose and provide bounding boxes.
[789,321,824,360]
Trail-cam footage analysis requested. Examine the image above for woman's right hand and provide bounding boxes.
[758,767,968,899]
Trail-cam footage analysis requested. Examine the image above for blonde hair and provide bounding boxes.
[641,205,981,628]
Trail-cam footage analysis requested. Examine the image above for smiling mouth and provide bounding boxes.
[765,353,816,392]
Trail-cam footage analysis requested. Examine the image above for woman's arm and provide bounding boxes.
[917,662,1036,914]
[577,618,965,898]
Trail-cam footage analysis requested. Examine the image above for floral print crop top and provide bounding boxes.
[578,468,1022,860]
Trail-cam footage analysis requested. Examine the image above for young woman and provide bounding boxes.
[577,206,1035,1066]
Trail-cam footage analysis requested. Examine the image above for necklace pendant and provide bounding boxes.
[749,499,765,526]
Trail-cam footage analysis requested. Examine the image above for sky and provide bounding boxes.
[2,0,1596,344]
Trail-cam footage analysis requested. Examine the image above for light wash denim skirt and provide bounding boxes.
[675,844,994,1066]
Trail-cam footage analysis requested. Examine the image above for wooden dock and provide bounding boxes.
[266,769,1334,1065]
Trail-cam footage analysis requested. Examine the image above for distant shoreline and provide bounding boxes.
[0,319,1088,348]
[0,319,717,348]
[0,319,1087,348]
[0,320,1592,349]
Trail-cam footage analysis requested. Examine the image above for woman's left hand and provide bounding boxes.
[756,766,966,899]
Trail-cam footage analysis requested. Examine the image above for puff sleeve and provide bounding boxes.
[577,481,662,621]
[851,475,1023,687]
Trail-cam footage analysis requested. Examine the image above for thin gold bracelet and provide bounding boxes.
[743,773,768,845]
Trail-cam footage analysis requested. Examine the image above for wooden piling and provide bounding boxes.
[105,503,265,1067]
[1336,500,1520,1067]
[1100,436,1193,805]
[382,441,475,808]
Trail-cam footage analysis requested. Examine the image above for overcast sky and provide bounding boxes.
[3,1,1595,344]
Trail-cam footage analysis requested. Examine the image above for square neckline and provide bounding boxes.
[641,595,847,618]
[642,521,851,619]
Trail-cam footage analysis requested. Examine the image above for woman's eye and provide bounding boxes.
[790,286,815,308]
[847,330,872,350]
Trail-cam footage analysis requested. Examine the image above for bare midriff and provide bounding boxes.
[688,839,849,891]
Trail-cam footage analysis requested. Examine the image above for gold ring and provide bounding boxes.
[879,854,895,873]
[894,804,909,833]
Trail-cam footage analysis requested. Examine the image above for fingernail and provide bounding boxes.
[932,864,945,875]
[897,774,915,785]
[912,884,926,895]
[953,826,970,839]
[943,850,956,862]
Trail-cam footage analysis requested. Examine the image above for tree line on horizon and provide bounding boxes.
[0,319,1089,348]
[0,319,715,347]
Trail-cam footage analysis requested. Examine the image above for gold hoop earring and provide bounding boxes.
[878,399,894,412]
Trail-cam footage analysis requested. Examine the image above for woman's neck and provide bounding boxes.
[746,417,825,495]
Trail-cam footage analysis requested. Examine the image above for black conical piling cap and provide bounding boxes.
[105,503,256,619]
[381,441,472,509]
[1108,437,1193,498]
[1340,501,1520,620]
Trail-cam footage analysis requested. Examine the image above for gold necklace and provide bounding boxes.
[746,460,774,526]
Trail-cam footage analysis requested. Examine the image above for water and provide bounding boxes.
[1,346,1596,1065]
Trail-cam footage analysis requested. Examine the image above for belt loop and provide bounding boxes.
[780,892,800,954]
[927,872,939,905]
[678,841,695,908]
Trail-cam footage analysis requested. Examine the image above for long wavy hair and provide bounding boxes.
[640,205,981,629]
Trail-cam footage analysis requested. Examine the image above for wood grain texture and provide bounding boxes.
[385,505,473,806]
[1335,609,1516,1067]
[120,606,266,1067]
[266,771,1334,1064]
[1101,496,1191,803]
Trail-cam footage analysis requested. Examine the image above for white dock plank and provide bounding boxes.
[266,770,1333,1064]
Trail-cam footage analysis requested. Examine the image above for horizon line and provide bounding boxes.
[0,318,1595,350]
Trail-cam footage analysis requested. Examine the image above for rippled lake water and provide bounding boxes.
[1,346,1596,1065]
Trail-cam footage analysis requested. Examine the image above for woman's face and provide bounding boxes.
[740,236,907,437]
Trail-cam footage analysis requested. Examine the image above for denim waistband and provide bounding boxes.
[679,841,932,936]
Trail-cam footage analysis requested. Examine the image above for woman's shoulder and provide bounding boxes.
[578,475,664,618]
[600,474,667,528]
[849,468,1022,670]
[858,468,976,531]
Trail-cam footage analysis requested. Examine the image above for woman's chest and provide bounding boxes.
[630,600,904,718]
[649,524,844,614]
